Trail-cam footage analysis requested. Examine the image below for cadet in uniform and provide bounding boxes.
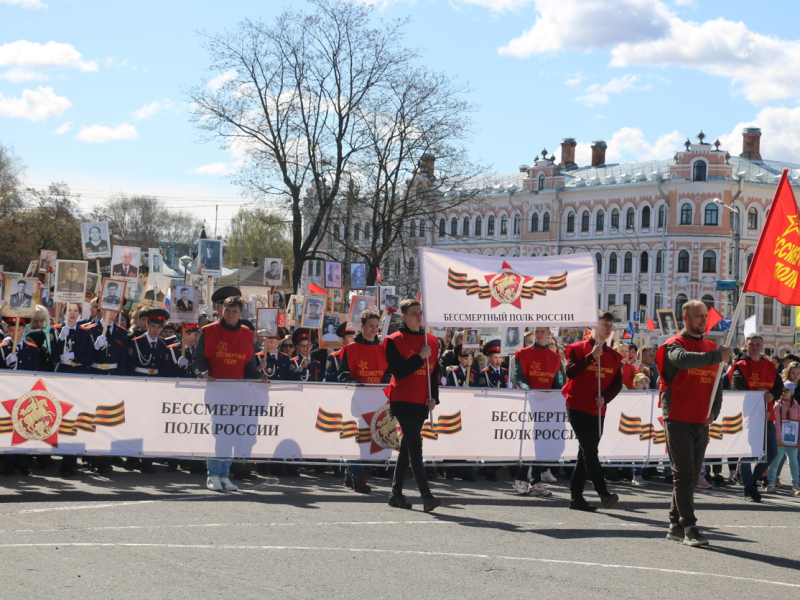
[163,323,200,379]
[87,314,129,376]
[51,302,95,375]
[290,328,324,382]
[476,340,510,388]
[125,308,170,474]
[324,323,355,382]
[257,331,291,380]
[442,344,475,388]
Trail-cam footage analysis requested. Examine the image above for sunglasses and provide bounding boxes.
[280,344,293,349]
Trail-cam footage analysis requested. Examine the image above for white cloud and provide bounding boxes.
[452,0,533,10]
[0,68,46,82]
[52,121,71,134]
[75,123,138,143]
[564,72,583,86]
[575,74,651,106]
[0,86,70,120]
[0,40,97,72]
[132,98,181,120]
[554,126,683,166]
[0,0,47,8]
[191,162,231,175]
[206,70,238,92]
[717,107,800,165]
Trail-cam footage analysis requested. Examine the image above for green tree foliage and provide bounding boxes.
[224,207,292,268]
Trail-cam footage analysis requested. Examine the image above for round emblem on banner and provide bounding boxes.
[10,389,63,442]
[487,266,524,305]
[369,403,403,450]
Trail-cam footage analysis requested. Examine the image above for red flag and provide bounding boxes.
[309,282,327,295]
[705,306,723,334]
[646,318,655,332]
[742,169,800,304]
[377,268,382,282]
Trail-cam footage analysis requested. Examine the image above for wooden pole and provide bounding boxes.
[95,259,102,292]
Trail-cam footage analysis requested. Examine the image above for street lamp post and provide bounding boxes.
[713,198,741,308]
[180,255,193,285]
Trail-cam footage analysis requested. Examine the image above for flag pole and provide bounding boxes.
[596,319,602,437]
[706,294,746,419]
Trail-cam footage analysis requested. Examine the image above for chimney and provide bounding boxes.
[591,139,607,167]
[740,127,762,161]
[560,138,576,168]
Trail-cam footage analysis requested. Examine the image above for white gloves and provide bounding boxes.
[178,356,189,368]
[94,335,108,350]
[440,376,447,386]
[60,352,75,364]
[507,381,513,389]
[58,327,69,341]
[5,352,17,367]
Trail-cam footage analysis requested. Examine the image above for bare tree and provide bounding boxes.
[188,0,413,292]
[0,142,25,218]
[96,194,203,248]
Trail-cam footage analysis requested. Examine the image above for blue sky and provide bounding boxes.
[2,0,800,229]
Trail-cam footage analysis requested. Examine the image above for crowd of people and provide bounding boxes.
[1,285,795,542]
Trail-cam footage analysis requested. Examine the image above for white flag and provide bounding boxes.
[419,248,598,327]
[743,314,757,337]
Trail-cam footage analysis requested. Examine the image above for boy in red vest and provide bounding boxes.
[729,332,781,502]
[193,296,267,492]
[656,299,731,547]
[562,310,623,512]
[384,299,441,512]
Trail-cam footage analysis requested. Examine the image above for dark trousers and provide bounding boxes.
[390,402,432,499]
[568,409,609,500]
[663,419,708,528]
[514,464,542,484]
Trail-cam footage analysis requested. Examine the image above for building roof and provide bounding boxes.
[216,266,268,288]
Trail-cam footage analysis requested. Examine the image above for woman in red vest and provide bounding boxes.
[193,296,267,493]
[384,299,441,512]
[562,310,623,512]
[656,299,731,547]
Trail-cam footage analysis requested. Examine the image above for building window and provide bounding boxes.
[450,217,458,236]
[463,216,470,237]
[418,220,425,238]
[626,207,635,229]
[654,294,663,310]
[608,252,618,274]
[640,251,649,273]
[353,223,360,241]
[656,250,663,273]
[702,295,715,310]
[680,203,692,225]
[658,205,665,227]
[487,215,495,235]
[408,220,415,237]
[748,207,758,230]
[596,253,602,274]
[611,208,619,229]
[623,294,631,318]
[704,204,718,226]
[408,257,415,274]
[315,260,322,276]
[307,261,314,276]
[513,214,520,235]
[474,216,482,238]
[608,293,616,308]
[596,209,604,231]
[501,215,508,235]
[764,297,774,326]
[542,212,551,231]
[566,212,575,233]
[531,213,539,232]
[363,225,370,240]
[438,218,445,238]
[693,160,707,182]
[623,251,633,273]
[538,173,545,190]
[782,304,792,326]
[745,295,755,319]
[581,210,590,232]
[747,253,754,271]
[642,206,651,228]
[702,250,716,273]
[676,294,688,322]
[678,250,690,272]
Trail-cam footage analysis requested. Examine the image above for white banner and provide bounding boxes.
[419,248,599,328]
[0,373,764,462]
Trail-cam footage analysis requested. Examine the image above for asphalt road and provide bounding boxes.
[1,464,799,599]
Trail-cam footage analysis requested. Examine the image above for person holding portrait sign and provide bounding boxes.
[323,321,355,382]
[289,328,323,382]
[87,278,129,378]
[768,387,799,495]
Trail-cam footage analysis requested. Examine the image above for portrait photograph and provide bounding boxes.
[86,271,99,294]
[174,285,197,313]
[264,258,283,286]
[2,277,39,319]
[111,246,141,280]
[53,260,88,304]
[379,286,396,310]
[463,328,480,349]
[321,314,342,342]
[609,304,628,323]
[80,222,111,259]
[657,309,679,335]
[148,248,163,275]
[301,297,324,329]
[188,274,207,307]
[281,265,293,289]
[559,327,585,346]
[256,307,279,335]
[324,261,342,289]
[122,279,144,312]
[387,313,404,335]
[331,288,343,304]
[347,294,376,327]
[39,250,57,274]
[142,274,168,309]
[350,262,366,289]
[197,239,223,276]
[501,326,523,355]
[365,285,379,301]
[99,278,127,313]
[271,289,285,309]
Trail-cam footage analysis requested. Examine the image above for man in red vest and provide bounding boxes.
[337,309,389,494]
[193,296,267,493]
[729,332,781,502]
[512,326,563,497]
[384,299,441,512]
[562,310,623,512]
[656,299,731,547]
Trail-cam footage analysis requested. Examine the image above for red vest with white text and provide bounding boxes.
[562,339,623,416]
[343,341,388,384]
[515,345,561,389]
[656,333,718,424]
[384,331,438,404]
[202,322,255,379]
[730,358,778,422]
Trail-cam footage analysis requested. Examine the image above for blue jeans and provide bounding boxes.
[207,460,231,478]
[741,422,777,489]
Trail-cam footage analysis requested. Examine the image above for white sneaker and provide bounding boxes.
[633,474,647,486]
[541,469,557,483]
[793,486,800,496]
[220,477,238,492]
[696,475,713,490]
[765,483,776,493]
[513,480,529,494]
[530,482,552,497]
[206,476,223,491]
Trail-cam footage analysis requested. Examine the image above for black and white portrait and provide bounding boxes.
[350,263,366,289]
[197,239,223,276]
[501,326,523,355]
[321,314,341,341]
[100,278,126,312]
[325,261,342,288]
[264,258,283,286]
[271,289,285,309]
[3,277,38,318]
[301,298,324,328]
[256,307,279,335]
[80,222,111,259]
[111,246,141,280]
[54,260,88,304]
